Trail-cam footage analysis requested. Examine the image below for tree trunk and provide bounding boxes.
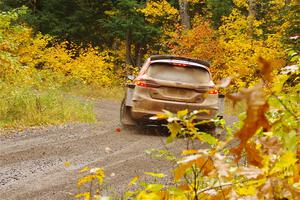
[125,30,134,66]
[29,0,37,14]
[248,0,256,19]
[285,0,291,5]
[248,0,256,36]
[112,39,120,71]
[284,0,291,10]
[178,0,191,30]
[134,43,142,67]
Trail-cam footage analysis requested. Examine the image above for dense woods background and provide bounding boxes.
[0,0,299,127]
[1,1,300,199]
[1,0,298,69]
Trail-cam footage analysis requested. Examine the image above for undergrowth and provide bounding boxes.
[64,85,125,101]
[0,84,95,129]
[0,8,123,129]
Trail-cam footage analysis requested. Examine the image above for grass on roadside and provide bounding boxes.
[0,85,96,129]
[63,84,125,101]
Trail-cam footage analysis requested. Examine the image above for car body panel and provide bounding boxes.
[131,86,218,120]
[121,55,221,125]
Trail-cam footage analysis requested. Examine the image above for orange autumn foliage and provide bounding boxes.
[169,18,224,80]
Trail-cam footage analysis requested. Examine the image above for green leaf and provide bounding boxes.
[291,55,299,62]
[145,184,164,192]
[125,191,139,199]
[162,109,174,117]
[177,109,188,119]
[168,187,186,196]
[288,50,296,57]
[284,131,297,152]
[195,119,211,126]
[139,181,148,187]
[167,122,182,143]
[166,155,176,161]
[197,132,218,145]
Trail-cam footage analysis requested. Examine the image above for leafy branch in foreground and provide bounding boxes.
[76,167,107,200]
[124,57,299,199]
[75,57,299,199]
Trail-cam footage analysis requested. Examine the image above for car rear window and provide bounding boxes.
[147,63,211,84]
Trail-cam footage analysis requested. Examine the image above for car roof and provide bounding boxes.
[150,55,210,67]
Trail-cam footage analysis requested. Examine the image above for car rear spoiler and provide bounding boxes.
[150,55,210,67]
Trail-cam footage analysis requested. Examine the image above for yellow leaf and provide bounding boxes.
[177,109,188,118]
[128,176,140,187]
[79,166,90,173]
[167,122,182,143]
[181,149,198,156]
[77,170,104,188]
[136,191,160,200]
[93,195,101,200]
[174,156,214,181]
[64,161,71,168]
[75,192,90,200]
[145,184,164,192]
[235,185,256,196]
[270,151,297,175]
[77,175,95,188]
[156,113,168,119]
[90,167,104,176]
[144,172,166,178]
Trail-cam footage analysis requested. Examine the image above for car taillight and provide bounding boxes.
[134,80,159,88]
[208,88,218,94]
[134,80,147,87]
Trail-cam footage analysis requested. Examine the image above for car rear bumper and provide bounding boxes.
[131,93,219,121]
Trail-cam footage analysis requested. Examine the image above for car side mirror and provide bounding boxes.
[127,75,135,81]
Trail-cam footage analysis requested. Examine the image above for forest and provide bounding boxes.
[0,0,299,199]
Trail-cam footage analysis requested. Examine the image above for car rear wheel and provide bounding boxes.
[120,98,136,128]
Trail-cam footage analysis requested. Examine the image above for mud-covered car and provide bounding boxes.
[120,55,223,127]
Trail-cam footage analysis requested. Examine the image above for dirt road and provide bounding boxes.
[0,99,235,200]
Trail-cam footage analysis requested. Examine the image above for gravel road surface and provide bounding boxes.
[0,99,236,200]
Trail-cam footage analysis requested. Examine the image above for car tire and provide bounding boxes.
[120,98,136,128]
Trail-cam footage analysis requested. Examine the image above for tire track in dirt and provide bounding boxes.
[0,99,235,200]
[0,100,180,200]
